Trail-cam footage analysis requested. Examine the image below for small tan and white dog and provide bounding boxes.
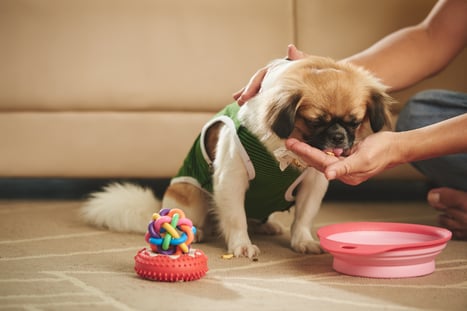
[81,56,393,258]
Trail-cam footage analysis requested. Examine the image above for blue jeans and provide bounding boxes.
[396,89,467,191]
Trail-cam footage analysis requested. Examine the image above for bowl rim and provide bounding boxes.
[317,222,452,255]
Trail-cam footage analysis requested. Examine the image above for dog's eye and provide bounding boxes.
[305,119,324,128]
[347,121,362,129]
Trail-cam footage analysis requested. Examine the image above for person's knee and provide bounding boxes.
[395,89,456,132]
[396,90,433,132]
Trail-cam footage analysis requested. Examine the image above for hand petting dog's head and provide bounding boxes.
[243,56,394,156]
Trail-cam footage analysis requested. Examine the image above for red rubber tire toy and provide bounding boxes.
[134,248,208,282]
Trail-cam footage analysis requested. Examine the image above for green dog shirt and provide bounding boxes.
[171,103,307,221]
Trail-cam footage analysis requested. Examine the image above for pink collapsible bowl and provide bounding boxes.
[317,222,452,278]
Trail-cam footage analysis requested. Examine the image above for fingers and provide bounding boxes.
[324,158,369,185]
[285,138,339,172]
[323,153,354,179]
[427,188,467,211]
[287,44,308,60]
[438,213,467,240]
[232,87,245,101]
[428,188,467,240]
[332,174,370,186]
[286,139,368,185]
[233,67,268,105]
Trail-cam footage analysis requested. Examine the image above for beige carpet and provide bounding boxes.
[1,199,466,310]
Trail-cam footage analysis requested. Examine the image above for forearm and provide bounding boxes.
[344,26,434,91]
[394,114,467,164]
[344,0,467,92]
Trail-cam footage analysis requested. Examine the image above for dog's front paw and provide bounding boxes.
[291,239,322,254]
[230,243,261,259]
[291,226,323,254]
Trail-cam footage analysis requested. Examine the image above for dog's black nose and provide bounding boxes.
[331,132,345,144]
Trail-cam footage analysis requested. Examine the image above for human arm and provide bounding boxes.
[344,0,467,91]
[286,114,467,185]
[233,0,467,101]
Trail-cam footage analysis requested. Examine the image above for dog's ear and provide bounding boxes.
[267,91,302,138]
[367,90,394,132]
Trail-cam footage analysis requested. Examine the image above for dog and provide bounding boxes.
[81,56,393,258]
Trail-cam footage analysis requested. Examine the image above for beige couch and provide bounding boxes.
[1,0,466,179]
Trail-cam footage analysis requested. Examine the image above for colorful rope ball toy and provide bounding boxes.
[134,208,208,282]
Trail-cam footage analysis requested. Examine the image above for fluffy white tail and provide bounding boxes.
[80,182,160,234]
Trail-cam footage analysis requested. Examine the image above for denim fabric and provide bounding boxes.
[396,89,467,190]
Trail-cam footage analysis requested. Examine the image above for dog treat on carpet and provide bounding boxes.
[221,254,234,260]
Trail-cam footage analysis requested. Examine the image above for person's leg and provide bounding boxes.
[396,89,467,239]
[396,89,467,190]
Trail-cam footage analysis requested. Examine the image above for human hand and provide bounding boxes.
[286,131,400,185]
[428,187,467,240]
[285,138,340,173]
[233,44,308,105]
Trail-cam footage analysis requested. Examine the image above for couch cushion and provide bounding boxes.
[0,0,294,112]
[0,112,212,177]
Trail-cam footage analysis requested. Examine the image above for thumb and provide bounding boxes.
[235,67,267,105]
[287,44,308,60]
[324,156,374,186]
[324,160,352,181]
[428,187,467,210]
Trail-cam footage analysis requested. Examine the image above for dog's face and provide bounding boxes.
[261,56,393,155]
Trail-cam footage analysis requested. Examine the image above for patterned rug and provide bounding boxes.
[1,200,466,310]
